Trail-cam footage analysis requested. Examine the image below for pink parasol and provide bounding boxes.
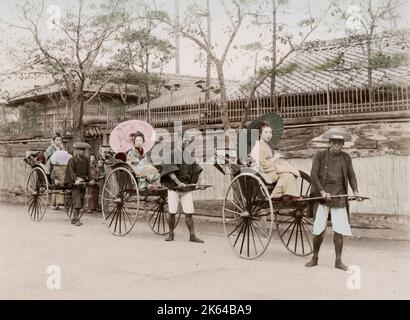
[109,120,156,153]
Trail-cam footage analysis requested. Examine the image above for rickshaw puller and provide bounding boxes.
[161,136,204,243]
[305,134,361,271]
[64,142,90,226]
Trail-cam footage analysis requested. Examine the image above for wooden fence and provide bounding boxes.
[1,154,409,216]
[10,84,408,136]
[107,84,410,129]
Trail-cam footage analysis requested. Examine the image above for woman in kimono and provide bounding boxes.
[126,131,161,189]
[250,121,302,201]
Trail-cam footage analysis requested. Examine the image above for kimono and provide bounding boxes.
[250,140,300,198]
[126,147,161,188]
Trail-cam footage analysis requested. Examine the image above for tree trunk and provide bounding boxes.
[271,0,277,96]
[145,84,151,123]
[215,63,230,131]
[71,82,85,142]
[205,0,211,102]
[71,98,84,142]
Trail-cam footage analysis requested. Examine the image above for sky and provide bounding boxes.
[0,0,409,95]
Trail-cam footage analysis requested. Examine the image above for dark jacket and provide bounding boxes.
[64,155,89,188]
[161,148,202,188]
[310,149,358,220]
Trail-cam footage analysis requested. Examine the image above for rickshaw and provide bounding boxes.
[24,151,84,222]
[100,120,211,237]
[215,113,367,260]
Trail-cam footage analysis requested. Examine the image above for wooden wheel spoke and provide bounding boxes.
[104,186,117,199]
[276,216,295,225]
[108,207,119,227]
[29,199,35,217]
[32,200,37,219]
[27,199,35,213]
[251,218,270,238]
[225,216,243,224]
[280,218,296,238]
[120,209,128,233]
[151,206,161,230]
[248,221,258,256]
[301,220,313,251]
[239,221,248,255]
[299,220,305,255]
[227,219,244,237]
[223,173,275,259]
[230,186,245,210]
[235,179,247,209]
[249,198,267,215]
[294,221,299,253]
[227,199,243,213]
[286,219,298,247]
[104,204,117,221]
[251,208,270,218]
[249,220,264,247]
[232,221,246,247]
[118,206,123,234]
[38,195,47,206]
[123,206,134,224]
[224,207,241,216]
[114,207,121,234]
[302,218,313,233]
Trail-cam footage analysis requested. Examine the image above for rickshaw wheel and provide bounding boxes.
[274,171,314,257]
[144,192,181,235]
[102,167,139,236]
[223,173,274,260]
[26,167,49,222]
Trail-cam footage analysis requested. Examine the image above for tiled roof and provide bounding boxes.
[230,30,410,98]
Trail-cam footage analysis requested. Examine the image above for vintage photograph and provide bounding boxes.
[0,0,409,301]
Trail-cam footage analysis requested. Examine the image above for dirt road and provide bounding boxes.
[1,202,409,299]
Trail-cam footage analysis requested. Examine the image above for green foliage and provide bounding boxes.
[311,55,344,71]
[274,62,298,76]
[368,52,408,69]
[241,42,263,51]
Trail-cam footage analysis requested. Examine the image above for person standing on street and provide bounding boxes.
[305,134,361,271]
[64,142,90,226]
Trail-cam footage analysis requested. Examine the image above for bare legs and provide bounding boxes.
[165,214,175,241]
[165,213,204,243]
[305,231,325,267]
[185,214,204,243]
[334,232,348,271]
[305,231,348,270]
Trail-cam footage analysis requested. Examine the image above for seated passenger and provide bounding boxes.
[126,131,161,190]
[250,121,301,200]
[45,133,65,171]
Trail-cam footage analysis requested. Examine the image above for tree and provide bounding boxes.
[111,3,174,122]
[152,0,262,131]
[333,0,408,87]
[2,0,128,141]
[239,0,333,128]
